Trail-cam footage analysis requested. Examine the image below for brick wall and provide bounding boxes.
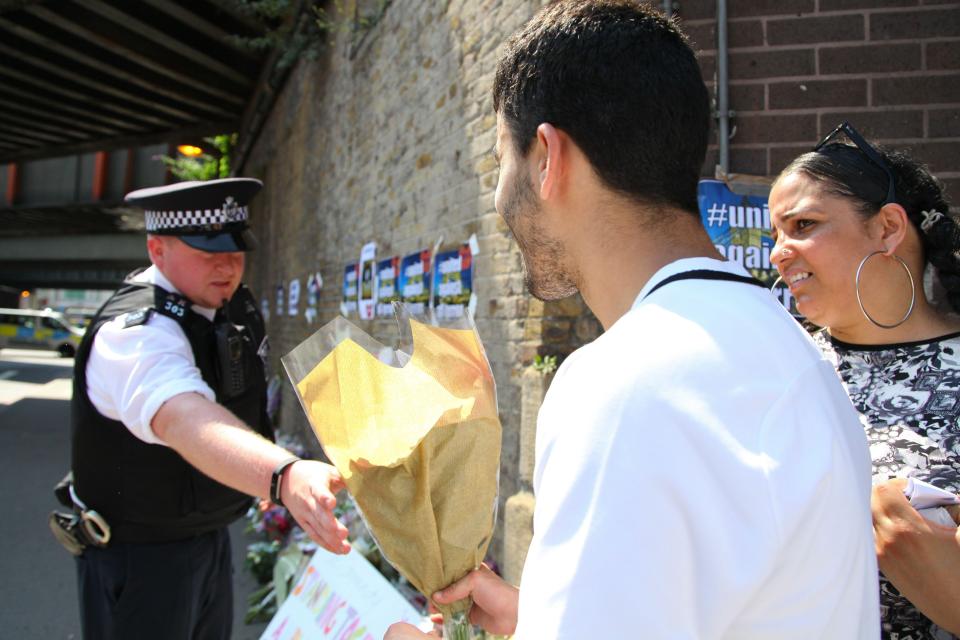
[680,0,960,203]
[242,0,958,565]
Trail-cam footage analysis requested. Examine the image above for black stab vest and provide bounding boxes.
[71,277,272,543]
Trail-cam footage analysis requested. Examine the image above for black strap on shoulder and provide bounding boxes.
[642,269,764,302]
[153,287,193,323]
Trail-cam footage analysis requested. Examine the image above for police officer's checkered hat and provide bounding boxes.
[124,178,262,253]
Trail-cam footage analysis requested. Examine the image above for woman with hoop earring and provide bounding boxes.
[769,122,960,640]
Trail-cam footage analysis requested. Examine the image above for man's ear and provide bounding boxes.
[535,123,564,201]
[877,203,909,255]
[146,235,165,268]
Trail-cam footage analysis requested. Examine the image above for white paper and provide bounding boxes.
[359,242,377,320]
[468,232,480,257]
[260,548,430,640]
[904,477,959,509]
[904,477,958,527]
[288,279,301,317]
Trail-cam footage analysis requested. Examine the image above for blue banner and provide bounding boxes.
[697,179,794,312]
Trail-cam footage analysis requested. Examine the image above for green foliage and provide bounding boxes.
[223,0,322,68]
[244,582,277,624]
[222,0,393,69]
[159,134,235,182]
[532,354,559,375]
[314,0,392,39]
[229,0,292,20]
[244,539,281,585]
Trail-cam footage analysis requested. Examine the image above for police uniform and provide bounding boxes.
[70,178,270,640]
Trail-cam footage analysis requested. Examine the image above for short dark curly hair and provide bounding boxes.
[492,0,710,216]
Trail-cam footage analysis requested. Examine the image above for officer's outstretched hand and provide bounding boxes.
[280,460,351,554]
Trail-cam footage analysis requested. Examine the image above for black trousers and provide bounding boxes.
[76,527,233,640]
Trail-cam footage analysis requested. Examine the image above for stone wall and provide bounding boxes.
[243,0,559,563]
[242,0,959,572]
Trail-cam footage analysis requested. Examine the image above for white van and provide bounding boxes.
[0,308,85,357]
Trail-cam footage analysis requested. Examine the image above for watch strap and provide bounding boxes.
[270,456,300,507]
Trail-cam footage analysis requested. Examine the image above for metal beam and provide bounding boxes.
[0,261,145,290]
[0,118,76,145]
[0,58,175,130]
[92,152,108,202]
[5,163,17,206]
[0,1,271,167]
[0,128,54,148]
[143,0,263,43]
[81,0,257,85]
[0,36,198,124]
[0,120,239,165]
[0,13,235,119]
[26,4,248,105]
[0,234,147,261]
[0,207,123,237]
[0,88,128,138]
[0,112,81,142]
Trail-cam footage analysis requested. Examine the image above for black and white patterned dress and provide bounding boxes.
[816,330,960,640]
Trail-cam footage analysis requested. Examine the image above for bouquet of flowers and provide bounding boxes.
[282,304,501,639]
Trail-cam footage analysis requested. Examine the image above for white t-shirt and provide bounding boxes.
[85,266,217,446]
[515,257,879,639]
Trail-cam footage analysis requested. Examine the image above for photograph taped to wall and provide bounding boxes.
[432,243,473,321]
[399,249,432,319]
[359,241,377,320]
[288,278,300,317]
[341,263,359,316]
[376,255,401,318]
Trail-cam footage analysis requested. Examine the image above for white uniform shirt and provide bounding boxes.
[85,266,217,446]
[515,257,879,639]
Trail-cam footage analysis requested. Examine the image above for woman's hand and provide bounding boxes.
[873,478,960,634]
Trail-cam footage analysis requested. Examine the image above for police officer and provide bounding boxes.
[69,178,349,640]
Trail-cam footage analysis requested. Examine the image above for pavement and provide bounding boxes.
[0,348,268,639]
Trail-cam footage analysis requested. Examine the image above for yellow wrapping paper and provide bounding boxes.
[289,315,501,617]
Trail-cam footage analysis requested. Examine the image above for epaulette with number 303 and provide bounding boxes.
[156,290,190,322]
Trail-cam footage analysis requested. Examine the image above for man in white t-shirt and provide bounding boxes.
[387,1,879,638]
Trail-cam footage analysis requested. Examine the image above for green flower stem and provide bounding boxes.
[442,609,475,640]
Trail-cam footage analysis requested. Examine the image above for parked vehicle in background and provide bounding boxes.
[0,308,84,357]
[61,307,99,330]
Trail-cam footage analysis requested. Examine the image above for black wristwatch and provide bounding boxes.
[270,457,300,507]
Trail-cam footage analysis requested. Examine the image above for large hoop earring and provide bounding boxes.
[855,251,916,329]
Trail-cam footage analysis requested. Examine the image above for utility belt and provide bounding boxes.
[49,472,111,555]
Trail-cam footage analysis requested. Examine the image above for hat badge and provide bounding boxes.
[223,196,242,222]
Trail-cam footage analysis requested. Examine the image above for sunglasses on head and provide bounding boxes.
[814,121,897,206]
